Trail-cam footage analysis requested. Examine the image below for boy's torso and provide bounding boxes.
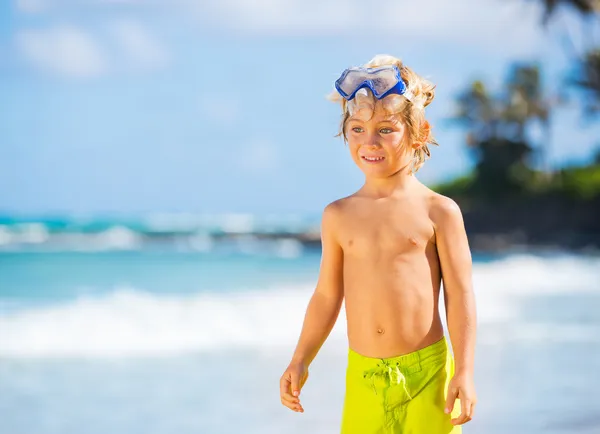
[335,185,444,359]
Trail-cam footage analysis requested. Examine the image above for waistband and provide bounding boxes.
[347,336,448,373]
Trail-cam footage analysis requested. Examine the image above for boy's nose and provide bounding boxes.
[364,135,381,147]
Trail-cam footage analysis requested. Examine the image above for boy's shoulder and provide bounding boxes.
[425,189,464,229]
[323,192,363,214]
[320,194,359,228]
[322,188,463,225]
[322,196,351,218]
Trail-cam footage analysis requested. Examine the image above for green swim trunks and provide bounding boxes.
[341,336,461,433]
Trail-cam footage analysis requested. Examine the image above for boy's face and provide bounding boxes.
[345,100,414,178]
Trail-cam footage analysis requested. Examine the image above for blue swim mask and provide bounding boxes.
[334,64,415,102]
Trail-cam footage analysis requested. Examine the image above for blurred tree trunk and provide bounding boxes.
[535,0,600,116]
[574,49,600,114]
[539,0,600,22]
[452,71,544,197]
[504,65,554,175]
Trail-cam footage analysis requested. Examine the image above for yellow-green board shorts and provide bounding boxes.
[341,336,462,434]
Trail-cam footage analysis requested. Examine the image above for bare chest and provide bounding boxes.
[339,208,435,258]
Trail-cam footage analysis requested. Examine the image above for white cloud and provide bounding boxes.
[15,0,145,13]
[236,139,281,174]
[109,19,169,70]
[16,0,48,13]
[15,20,170,77]
[13,0,550,57]
[16,26,108,78]
[183,0,546,56]
[199,95,241,127]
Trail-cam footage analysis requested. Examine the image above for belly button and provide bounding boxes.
[377,328,385,335]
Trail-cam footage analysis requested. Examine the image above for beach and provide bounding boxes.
[1,226,599,434]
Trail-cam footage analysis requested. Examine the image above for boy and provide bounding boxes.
[279,55,477,433]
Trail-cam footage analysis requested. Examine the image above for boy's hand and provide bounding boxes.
[279,361,309,413]
[444,372,477,425]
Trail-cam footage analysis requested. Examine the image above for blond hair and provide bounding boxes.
[328,54,438,173]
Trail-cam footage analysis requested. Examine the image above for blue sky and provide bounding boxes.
[1,0,599,216]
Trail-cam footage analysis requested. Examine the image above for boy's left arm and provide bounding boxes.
[432,196,477,426]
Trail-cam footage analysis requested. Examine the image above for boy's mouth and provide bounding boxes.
[361,155,385,163]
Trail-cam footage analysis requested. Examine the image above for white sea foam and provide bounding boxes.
[6,223,50,244]
[0,254,598,358]
[0,285,321,358]
[468,253,599,323]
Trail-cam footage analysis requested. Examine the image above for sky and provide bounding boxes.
[1,0,599,216]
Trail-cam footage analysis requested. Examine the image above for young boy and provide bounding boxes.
[279,55,477,433]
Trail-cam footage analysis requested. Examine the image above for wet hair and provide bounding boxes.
[328,54,438,173]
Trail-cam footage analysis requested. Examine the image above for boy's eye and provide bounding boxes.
[380,128,393,134]
[351,127,363,133]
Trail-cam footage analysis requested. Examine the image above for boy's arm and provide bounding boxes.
[432,196,476,373]
[290,202,345,367]
[432,195,477,424]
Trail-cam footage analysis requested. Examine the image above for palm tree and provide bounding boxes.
[533,0,600,116]
[503,65,556,173]
[573,48,600,114]
[538,0,600,23]
[453,80,500,145]
[451,68,547,197]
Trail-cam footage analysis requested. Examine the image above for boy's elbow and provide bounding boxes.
[443,280,475,300]
[314,282,344,306]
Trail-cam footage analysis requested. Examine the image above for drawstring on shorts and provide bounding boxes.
[362,360,412,399]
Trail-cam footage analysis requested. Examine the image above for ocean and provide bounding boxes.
[0,215,599,434]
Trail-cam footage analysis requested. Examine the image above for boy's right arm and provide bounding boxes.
[279,202,344,413]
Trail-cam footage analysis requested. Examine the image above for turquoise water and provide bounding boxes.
[0,250,321,307]
[1,238,599,433]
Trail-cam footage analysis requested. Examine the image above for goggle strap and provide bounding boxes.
[404,90,426,109]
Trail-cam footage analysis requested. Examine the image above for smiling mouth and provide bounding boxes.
[361,156,385,162]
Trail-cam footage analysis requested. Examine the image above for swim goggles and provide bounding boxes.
[334,64,415,102]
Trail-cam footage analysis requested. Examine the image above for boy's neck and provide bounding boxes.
[361,169,421,199]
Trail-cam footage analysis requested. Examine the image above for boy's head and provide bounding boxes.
[329,54,437,176]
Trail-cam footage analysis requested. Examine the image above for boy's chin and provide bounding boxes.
[358,163,411,178]
[359,167,390,177]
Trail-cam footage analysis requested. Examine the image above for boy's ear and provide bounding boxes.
[412,120,431,149]
[421,120,431,142]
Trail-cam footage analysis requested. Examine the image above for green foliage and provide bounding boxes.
[440,1,600,203]
[433,173,475,197]
[450,64,553,199]
[435,163,600,201]
[557,163,600,199]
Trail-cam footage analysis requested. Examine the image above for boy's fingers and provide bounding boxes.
[279,377,298,404]
[444,387,458,414]
[280,395,304,412]
[461,399,471,420]
[279,375,299,404]
[451,399,472,425]
[279,375,290,397]
[290,373,301,397]
[281,400,300,412]
[451,414,468,425]
[281,393,298,404]
[279,368,306,413]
